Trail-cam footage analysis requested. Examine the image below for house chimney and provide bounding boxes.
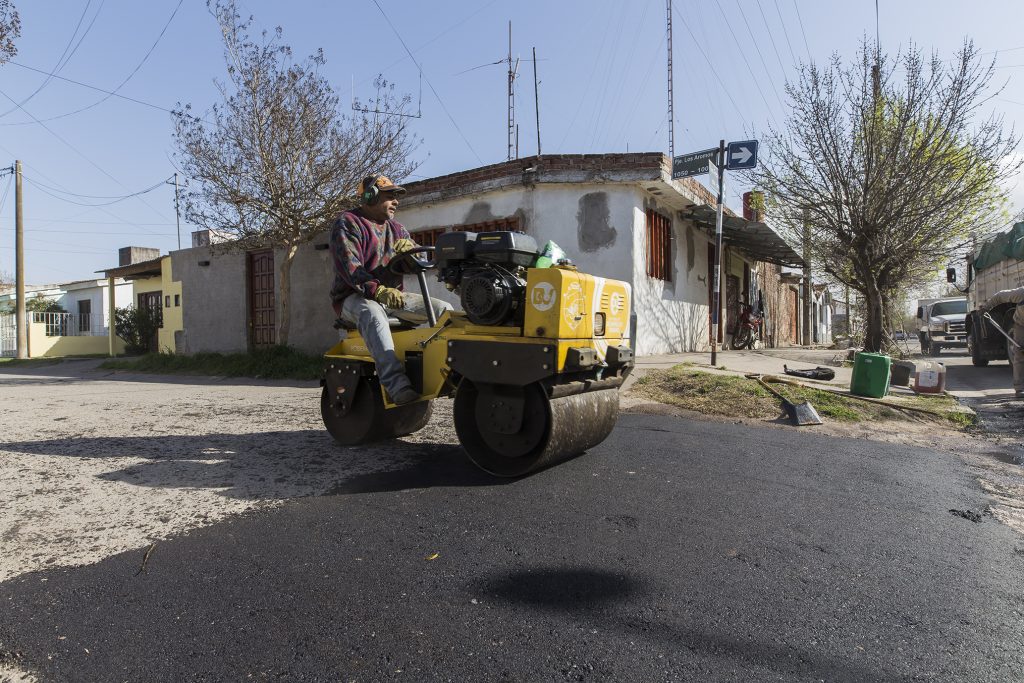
[118,247,160,266]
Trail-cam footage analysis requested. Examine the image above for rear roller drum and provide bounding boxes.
[453,380,619,477]
[321,377,432,446]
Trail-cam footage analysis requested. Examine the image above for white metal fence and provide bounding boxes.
[30,312,108,337]
[0,313,14,357]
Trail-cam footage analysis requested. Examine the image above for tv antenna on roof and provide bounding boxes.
[351,71,423,119]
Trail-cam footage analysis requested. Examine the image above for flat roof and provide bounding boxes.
[681,204,805,268]
[99,256,163,280]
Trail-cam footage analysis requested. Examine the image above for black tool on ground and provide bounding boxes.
[982,312,1022,350]
[752,375,823,426]
[783,364,835,381]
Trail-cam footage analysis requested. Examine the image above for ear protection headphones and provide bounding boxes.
[360,174,381,205]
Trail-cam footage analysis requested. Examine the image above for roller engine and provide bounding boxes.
[321,230,635,477]
[434,231,537,327]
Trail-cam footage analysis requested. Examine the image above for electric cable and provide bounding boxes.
[23,177,167,207]
[1,0,184,127]
[756,0,790,74]
[22,174,171,200]
[672,1,751,127]
[370,0,483,165]
[711,0,783,125]
[6,61,200,120]
[772,0,799,65]
[734,0,788,113]
[555,8,614,151]
[0,86,173,222]
[0,0,102,118]
[791,0,813,63]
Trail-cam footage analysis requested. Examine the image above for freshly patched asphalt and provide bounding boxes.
[1,414,1022,682]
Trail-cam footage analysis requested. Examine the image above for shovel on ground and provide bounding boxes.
[751,375,823,426]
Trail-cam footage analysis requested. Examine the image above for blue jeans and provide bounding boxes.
[339,292,452,398]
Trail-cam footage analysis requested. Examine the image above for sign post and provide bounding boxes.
[710,140,726,366]
[674,138,758,364]
[671,147,718,180]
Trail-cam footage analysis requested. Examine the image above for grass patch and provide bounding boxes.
[99,345,323,380]
[0,357,71,368]
[631,364,973,427]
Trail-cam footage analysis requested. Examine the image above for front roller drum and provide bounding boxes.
[321,377,432,445]
[453,380,619,477]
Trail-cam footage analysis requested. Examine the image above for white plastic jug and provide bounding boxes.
[913,360,946,394]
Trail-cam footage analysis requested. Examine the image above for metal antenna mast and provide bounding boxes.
[507,21,518,161]
[666,0,675,159]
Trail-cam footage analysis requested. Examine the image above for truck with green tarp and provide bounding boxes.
[961,222,1024,366]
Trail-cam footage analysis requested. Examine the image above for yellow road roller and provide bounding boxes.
[321,230,635,477]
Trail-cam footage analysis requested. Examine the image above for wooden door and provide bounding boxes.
[248,250,276,347]
[726,275,740,339]
[789,288,799,343]
[137,291,162,352]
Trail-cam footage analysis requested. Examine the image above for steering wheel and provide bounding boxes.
[388,246,436,275]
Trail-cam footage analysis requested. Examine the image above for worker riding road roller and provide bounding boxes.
[328,174,452,405]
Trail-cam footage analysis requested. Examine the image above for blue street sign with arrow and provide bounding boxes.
[726,140,758,170]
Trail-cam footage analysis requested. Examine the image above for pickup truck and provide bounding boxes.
[916,297,968,356]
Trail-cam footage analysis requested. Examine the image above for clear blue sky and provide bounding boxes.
[2,0,1024,285]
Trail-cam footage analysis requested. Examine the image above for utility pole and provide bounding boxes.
[802,210,812,346]
[14,160,25,359]
[666,0,675,159]
[173,173,182,250]
[533,46,541,156]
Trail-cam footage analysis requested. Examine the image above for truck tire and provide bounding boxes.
[968,332,988,367]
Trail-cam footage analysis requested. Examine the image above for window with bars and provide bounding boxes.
[646,209,672,282]
[412,216,522,247]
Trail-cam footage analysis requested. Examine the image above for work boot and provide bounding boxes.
[391,385,420,405]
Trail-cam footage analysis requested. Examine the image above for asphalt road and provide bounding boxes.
[939,350,1024,450]
[2,395,1022,681]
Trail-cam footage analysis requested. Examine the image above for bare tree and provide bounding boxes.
[173,1,419,346]
[0,0,18,65]
[751,41,1021,351]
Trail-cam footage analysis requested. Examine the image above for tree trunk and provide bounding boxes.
[277,243,298,347]
[862,280,885,352]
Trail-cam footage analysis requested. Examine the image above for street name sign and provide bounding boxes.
[672,147,718,179]
[726,140,758,170]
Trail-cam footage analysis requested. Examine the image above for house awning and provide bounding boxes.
[98,257,163,280]
[681,204,805,268]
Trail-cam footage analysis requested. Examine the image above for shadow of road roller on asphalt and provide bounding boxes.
[320,231,635,477]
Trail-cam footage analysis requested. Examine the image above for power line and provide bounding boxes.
[370,0,483,165]
[26,228,177,235]
[0,86,172,222]
[710,0,782,125]
[672,1,751,127]
[772,0,799,65]
[23,175,170,206]
[5,62,178,116]
[755,0,790,74]
[791,0,813,63]
[25,218,175,225]
[0,0,99,118]
[733,0,788,113]
[0,0,184,127]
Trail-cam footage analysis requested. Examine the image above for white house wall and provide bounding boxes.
[632,191,716,355]
[401,184,715,356]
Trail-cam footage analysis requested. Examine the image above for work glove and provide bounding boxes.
[393,238,416,254]
[374,286,404,309]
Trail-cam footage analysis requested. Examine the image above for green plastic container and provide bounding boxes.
[850,352,891,398]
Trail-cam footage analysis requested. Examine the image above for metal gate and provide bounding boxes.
[0,313,16,357]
